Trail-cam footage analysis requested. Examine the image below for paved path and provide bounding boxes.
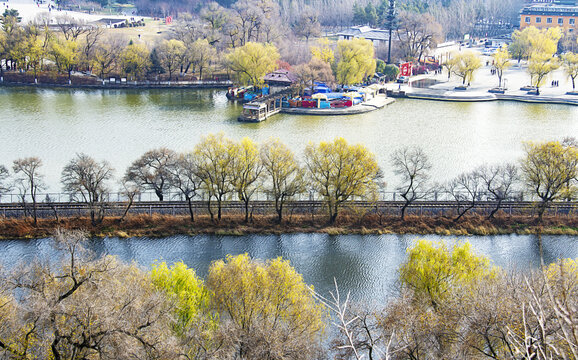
[5,0,135,23]
[388,51,578,105]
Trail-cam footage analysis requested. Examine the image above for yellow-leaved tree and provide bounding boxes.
[399,239,496,310]
[335,38,376,86]
[562,52,578,91]
[231,137,263,223]
[452,51,481,86]
[120,42,150,81]
[157,39,186,81]
[226,42,279,87]
[521,141,578,220]
[207,254,326,360]
[50,38,81,81]
[194,133,237,221]
[310,38,335,64]
[305,137,382,223]
[491,45,511,88]
[260,138,306,223]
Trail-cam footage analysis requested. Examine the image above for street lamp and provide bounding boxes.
[503,78,508,90]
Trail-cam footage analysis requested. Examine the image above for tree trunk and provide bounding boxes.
[244,199,250,223]
[400,201,409,220]
[217,197,222,221]
[155,189,164,201]
[187,196,195,222]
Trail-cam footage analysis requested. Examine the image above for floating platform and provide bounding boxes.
[280,95,395,116]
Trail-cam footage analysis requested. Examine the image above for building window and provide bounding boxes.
[558,18,563,25]
[536,17,541,23]
[546,17,552,24]
[570,18,576,25]
[525,16,531,23]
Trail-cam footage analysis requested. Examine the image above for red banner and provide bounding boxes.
[400,62,412,77]
[165,16,173,25]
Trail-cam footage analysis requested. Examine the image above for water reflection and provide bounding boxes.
[1,233,576,302]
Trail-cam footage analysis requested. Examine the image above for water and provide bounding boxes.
[1,233,576,302]
[0,87,577,192]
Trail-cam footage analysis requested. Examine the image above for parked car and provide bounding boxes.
[396,76,410,83]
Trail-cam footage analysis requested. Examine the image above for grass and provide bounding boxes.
[0,212,577,239]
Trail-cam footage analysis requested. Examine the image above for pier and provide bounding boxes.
[238,88,292,122]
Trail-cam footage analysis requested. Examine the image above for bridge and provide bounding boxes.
[238,88,293,122]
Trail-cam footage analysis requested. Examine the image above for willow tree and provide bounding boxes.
[452,51,481,86]
[194,133,237,221]
[231,137,263,223]
[335,38,376,86]
[521,141,578,221]
[157,39,186,81]
[260,139,306,223]
[50,38,81,81]
[207,254,325,359]
[562,52,578,91]
[120,43,150,81]
[491,46,511,88]
[528,52,559,95]
[226,42,279,87]
[305,138,382,223]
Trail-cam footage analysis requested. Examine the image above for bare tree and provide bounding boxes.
[0,230,177,359]
[445,170,484,222]
[391,146,432,220]
[477,163,519,219]
[167,152,200,222]
[61,154,114,226]
[124,148,176,202]
[54,15,88,41]
[0,165,10,197]
[12,157,45,226]
[118,178,141,223]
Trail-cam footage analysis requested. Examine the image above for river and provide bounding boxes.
[0,87,577,193]
[1,233,577,302]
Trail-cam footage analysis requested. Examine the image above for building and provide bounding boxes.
[336,26,390,46]
[520,3,578,32]
[263,69,297,87]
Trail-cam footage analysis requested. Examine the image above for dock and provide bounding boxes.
[281,95,394,115]
[238,88,292,122]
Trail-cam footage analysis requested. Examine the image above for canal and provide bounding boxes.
[0,87,577,192]
[1,233,577,302]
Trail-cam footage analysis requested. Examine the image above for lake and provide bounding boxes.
[1,87,577,193]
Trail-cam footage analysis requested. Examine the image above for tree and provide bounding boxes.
[491,45,511,88]
[521,141,578,221]
[188,38,217,81]
[310,38,334,64]
[50,38,81,81]
[231,138,263,223]
[200,2,228,45]
[167,153,200,222]
[293,57,335,95]
[150,261,214,338]
[445,170,484,222]
[125,148,176,202]
[391,146,432,220]
[399,239,496,309]
[194,133,237,221]
[226,42,279,87]
[442,56,458,81]
[0,165,10,196]
[0,230,177,359]
[157,39,186,81]
[396,11,442,62]
[61,153,114,226]
[305,138,382,223]
[120,43,150,81]
[562,52,578,91]
[383,0,397,64]
[12,157,44,226]
[452,51,482,86]
[207,254,325,359]
[260,139,306,223]
[91,37,124,80]
[509,27,537,63]
[477,163,519,219]
[335,38,376,86]
[528,52,560,95]
[293,6,321,42]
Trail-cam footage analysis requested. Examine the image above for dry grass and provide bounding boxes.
[0,212,577,239]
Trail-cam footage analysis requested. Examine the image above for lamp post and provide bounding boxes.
[503,78,508,91]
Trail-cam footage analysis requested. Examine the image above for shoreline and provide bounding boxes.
[0,81,231,90]
[1,214,576,239]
